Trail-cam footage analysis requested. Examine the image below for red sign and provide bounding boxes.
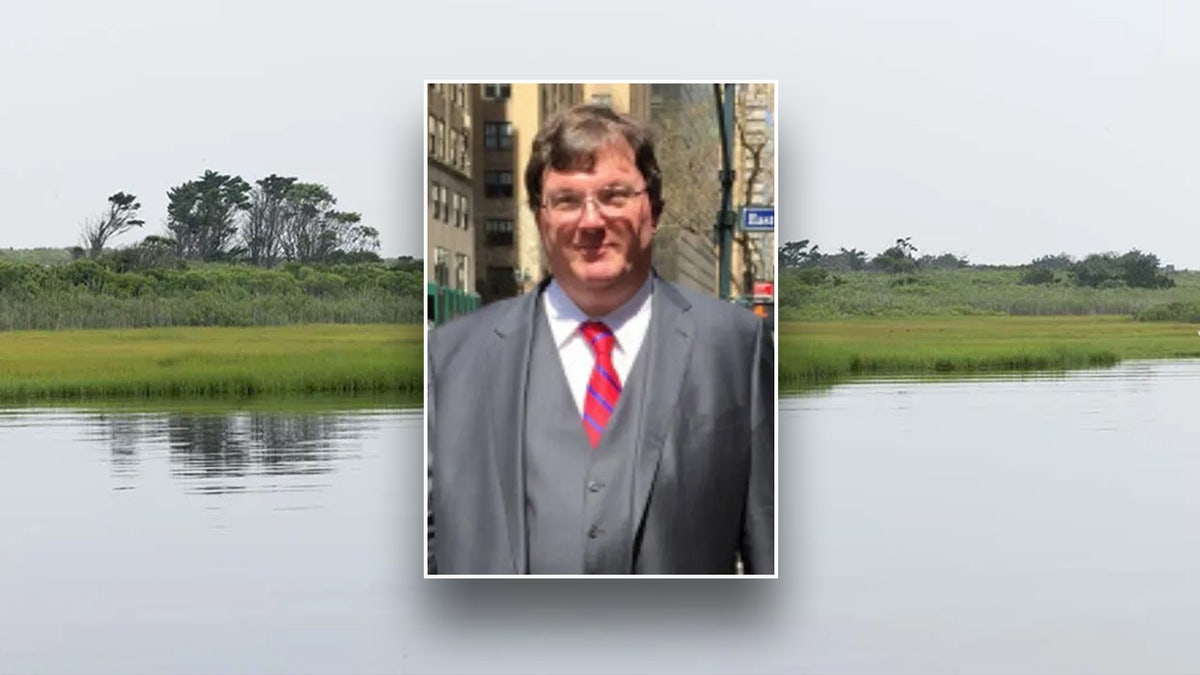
[753,281,774,298]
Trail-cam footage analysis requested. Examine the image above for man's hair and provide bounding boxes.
[524,103,664,219]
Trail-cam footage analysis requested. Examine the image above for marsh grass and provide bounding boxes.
[8,391,423,414]
[0,324,423,401]
[780,316,1200,388]
[781,268,1200,319]
[0,291,422,330]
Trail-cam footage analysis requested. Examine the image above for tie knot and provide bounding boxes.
[580,321,616,356]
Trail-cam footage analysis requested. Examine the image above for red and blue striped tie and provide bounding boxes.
[580,321,621,447]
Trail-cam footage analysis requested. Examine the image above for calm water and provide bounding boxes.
[6,361,1200,674]
[786,359,1200,674]
[0,405,421,675]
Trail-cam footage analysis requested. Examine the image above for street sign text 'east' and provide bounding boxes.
[741,206,775,232]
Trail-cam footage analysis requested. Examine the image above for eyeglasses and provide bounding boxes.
[541,184,647,220]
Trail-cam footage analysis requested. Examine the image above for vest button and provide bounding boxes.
[587,481,603,493]
[587,525,601,539]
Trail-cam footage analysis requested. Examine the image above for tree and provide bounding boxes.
[1031,253,1074,270]
[779,240,813,269]
[242,174,297,266]
[1068,253,1122,288]
[836,247,868,271]
[894,237,918,257]
[800,244,823,267]
[1119,249,1175,289]
[339,219,379,255]
[279,182,337,262]
[1058,250,1174,289]
[167,170,251,261]
[105,235,181,272]
[871,237,919,273]
[81,192,144,258]
[240,176,378,266]
[918,252,970,270]
[273,182,375,263]
[391,256,422,274]
[809,247,868,271]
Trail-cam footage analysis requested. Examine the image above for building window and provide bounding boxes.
[449,193,459,228]
[459,128,471,171]
[454,84,466,107]
[485,218,514,246]
[484,171,513,198]
[455,253,469,290]
[430,181,441,220]
[434,247,449,287]
[439,185,448,221]
[484,122,513,150]
[591,93,612,108]
[460,194,470,228]
[460,130,471,172]
[483,83,511,100]
[486,265,518,299]
[430,115,445,159]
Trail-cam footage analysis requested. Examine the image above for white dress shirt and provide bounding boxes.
[542,275,654,417]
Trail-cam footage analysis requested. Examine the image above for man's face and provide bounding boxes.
[537,138,656,299]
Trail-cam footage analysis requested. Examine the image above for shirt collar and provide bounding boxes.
[544,274,654,350]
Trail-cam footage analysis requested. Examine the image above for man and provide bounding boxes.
[427,103,774,575]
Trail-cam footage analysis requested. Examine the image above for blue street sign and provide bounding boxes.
[741,206,775,232]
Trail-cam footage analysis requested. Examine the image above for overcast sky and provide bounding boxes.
[2,2,409,256]
[790,1,1200,268]
[6,2,1200,268]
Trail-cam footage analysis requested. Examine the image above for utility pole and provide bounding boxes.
[714,84,737,300]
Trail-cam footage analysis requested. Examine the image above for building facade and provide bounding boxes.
[731,82,776,299]
[426,82,480,323]
[648,83,723,296]
[474,83,657,305]
[460,82,767,308]
[472,83,575,304]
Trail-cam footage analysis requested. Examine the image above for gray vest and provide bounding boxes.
[523,301,651,574]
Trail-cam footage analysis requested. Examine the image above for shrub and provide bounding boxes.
[1019,267,1056,285]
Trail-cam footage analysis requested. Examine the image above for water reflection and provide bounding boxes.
[74,408,390,494]
[0,405,421,675]
[783,357,1200,398]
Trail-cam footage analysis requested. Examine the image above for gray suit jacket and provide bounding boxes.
[427,275,774,575]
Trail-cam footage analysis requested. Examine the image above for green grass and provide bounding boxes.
[780,316,1200,388]
[0,324,423,401]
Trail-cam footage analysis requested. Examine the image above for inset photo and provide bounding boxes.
[425,82,777,577]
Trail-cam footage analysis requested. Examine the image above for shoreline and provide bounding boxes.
[779,315,1200,389]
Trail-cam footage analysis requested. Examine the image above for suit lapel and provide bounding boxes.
[630,278,694,549]
[486,283,545,575]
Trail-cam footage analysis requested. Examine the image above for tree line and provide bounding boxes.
[80,170,379,265]
[781,238,971,274]
[782,238,1175,290]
